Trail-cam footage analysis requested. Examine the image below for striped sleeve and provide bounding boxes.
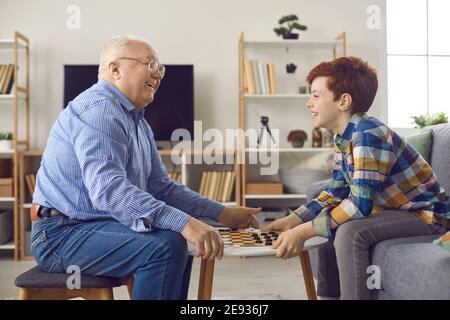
[145,125,225,221]
[312,132,394,238]
[294,146,350,222]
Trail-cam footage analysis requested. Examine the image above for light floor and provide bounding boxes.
[0,251,312,300]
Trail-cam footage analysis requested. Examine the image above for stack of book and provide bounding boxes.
[198,171,236,202]
[243,59,276,95]
[0,64,15,95]
[168,171,182,183]
[25,174,36,199]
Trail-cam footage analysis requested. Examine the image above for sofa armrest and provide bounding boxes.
[306,179,331,202]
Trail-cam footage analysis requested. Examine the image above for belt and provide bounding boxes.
[30,204,65,222]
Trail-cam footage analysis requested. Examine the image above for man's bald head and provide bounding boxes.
[98,35,154,76]
[97,35,162,109]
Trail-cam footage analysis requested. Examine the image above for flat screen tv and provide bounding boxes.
[64,64,194,141]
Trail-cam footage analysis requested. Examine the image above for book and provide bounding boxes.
[0,65,6,93]
[207,171,218,199]
[203,171,212,197]
[220,171,232,202]
[215,171,225,201]
[244,60,256,94]
[30,174,36,191]
[2,65,13,94]
[261,62,270,94]
[267,63,276,94]
[25,174,35,198]
[257,62,267,94]
[252,60,262,94]
[5,65,15,94]
[198,171,207,195]
[225,171,236,202]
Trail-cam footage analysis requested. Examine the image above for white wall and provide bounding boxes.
[0,0,387,149]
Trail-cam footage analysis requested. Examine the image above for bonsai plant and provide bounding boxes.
[287,129,308,148]
[411,112,448,129]
[274,14,308,39]
[0,132,13,151]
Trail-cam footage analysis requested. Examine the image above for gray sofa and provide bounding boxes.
[307,123,450,300]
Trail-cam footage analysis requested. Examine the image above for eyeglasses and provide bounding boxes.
[116,57,165,79]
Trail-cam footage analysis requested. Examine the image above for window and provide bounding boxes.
[387,0,450,127]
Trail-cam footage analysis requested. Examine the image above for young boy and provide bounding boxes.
[263,56,449,299]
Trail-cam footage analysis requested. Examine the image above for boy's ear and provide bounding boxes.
[338,93,352,112]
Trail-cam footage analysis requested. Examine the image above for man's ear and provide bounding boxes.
[338,93,352,112]
[108,61,121,80]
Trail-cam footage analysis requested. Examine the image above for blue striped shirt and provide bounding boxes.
[33,79,225,233]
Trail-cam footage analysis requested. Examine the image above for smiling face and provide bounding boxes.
[306,76,352,135]
[102,40,162,109]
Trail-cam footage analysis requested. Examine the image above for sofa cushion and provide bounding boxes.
[429,124,450,194]
[371,235,450,300]
[404,129,432,163]
[306,179,331,202]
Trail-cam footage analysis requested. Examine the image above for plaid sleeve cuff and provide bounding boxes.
[312,208,334,239]
[294,204,317,222]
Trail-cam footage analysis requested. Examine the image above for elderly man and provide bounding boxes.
[31,35,260,300]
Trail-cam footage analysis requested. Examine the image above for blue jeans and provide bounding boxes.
[31,215,193,300]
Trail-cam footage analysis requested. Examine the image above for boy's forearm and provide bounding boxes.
[294,221,316,240]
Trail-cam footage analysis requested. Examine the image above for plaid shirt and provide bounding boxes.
[295,113,450,239]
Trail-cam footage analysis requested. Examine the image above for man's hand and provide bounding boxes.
[261,212,303,233]
[217,206,262,229]
[181,217,224,260]
[272,221,316,259]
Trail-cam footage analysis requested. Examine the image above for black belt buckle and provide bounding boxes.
[37,206,53,218]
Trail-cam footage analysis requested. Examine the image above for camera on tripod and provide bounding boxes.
[257,116,277,147]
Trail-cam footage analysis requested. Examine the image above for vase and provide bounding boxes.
[282,33,299,40]
[0,140,13,151]
[290,140,305,148]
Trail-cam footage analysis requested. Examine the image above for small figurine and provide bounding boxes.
[287,130,308,148]
[312,128,323,148]
[322,129,334,148]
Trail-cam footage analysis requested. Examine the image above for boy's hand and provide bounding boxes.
[261,213,303,233]
[217,206,262,229]
[272,221,316,259]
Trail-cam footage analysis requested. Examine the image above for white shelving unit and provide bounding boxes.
[238,32,346,209]
[0,242,15,250]
[244,93,311,99]
[0,31,30,260]
[246,147,333,153]
[0,197,15,202]
[245,194,307,200]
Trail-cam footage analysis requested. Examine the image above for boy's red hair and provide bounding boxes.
[306,56,378,114]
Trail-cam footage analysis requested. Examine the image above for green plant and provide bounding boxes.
[0,132,13,140]
[273,14,307,38]
[411,112,448,129]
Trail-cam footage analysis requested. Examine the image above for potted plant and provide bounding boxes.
[0,132,13,151]
[274,14,308,40]
[411,112,448,129]
[287,129,308,148]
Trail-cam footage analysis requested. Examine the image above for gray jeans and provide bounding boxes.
[316,210,446,300]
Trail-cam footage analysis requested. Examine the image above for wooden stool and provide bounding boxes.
[15,266,134,300]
